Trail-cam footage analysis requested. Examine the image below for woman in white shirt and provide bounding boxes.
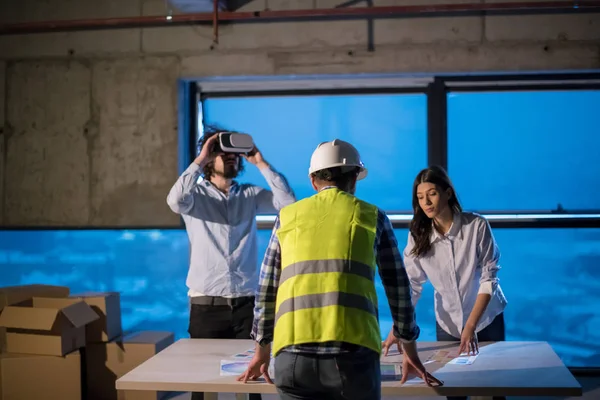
[384,165,507,400]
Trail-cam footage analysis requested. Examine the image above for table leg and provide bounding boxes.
[235,394,249,400]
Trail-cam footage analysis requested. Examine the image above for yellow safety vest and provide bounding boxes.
[273,187,381,356]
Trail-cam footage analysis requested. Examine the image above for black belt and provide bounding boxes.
[190,295,253,307]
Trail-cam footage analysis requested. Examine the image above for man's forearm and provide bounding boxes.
[256,160,270,171]
[252,223,282,346]
[265,168,294,197]
[252,320,275,346]
[193,155,209,169]
[166,163,202,213]
[250,300,276,345]
[257,166,296,211]
[255,341,271,357]
[401,340,420,359]
[465,293,491,330]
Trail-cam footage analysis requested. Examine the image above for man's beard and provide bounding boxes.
[218,164,239,179]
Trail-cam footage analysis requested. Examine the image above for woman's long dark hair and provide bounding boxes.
[409,165,462,257]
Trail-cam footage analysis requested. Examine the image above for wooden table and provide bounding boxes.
[116,339,582,400]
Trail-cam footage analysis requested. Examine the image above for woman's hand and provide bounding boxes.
[458,325,479,356]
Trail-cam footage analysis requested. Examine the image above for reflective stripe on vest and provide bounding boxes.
[273,188,381,356]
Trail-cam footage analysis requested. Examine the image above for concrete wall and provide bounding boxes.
[0,0,598,226]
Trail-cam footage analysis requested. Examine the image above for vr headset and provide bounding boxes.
[214,132,254,154]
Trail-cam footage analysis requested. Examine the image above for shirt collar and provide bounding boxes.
[319,186,338,192]
[430,212,463,243]
[201,178,238,192]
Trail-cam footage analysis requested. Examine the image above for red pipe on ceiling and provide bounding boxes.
[0,1,599,35]
[213,0,219,44]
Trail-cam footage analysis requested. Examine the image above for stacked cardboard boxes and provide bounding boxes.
[0,284,88,400]
[0,285,175,400]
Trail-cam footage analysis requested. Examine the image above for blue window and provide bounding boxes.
[448,90,600,212]
[201,94,428,212]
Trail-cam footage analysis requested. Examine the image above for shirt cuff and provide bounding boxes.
[393,325,420,343]
[252,330,273,347]
[478,281,494,295]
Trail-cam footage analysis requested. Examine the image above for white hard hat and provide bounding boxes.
[308,139,368,180]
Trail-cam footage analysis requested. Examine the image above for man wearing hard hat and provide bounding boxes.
[238,139,442,399]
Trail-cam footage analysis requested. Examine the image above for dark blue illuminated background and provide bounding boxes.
[1,90,598,368]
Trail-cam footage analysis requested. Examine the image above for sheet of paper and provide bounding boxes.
[380,347,403,364]
[220,360,251,376]
[220,359,275,377]
[425,349,479,365]
[447,354,478,365]
[380,363,402,377]
[425,349,456,363]
[232,350,255,359]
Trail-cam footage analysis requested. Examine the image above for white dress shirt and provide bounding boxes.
[166,162,296,298]
[403,212,507,338]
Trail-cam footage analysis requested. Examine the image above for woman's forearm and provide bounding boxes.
[465,293,491,330]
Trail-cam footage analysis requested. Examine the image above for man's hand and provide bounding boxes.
[237,345,273,384]
[242,146,269,170]
[458,325,479,356]
[400,342,444,387]
[194,134,219,168]
[381,328,403,356]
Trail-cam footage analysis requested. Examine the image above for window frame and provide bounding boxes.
[439,71,600,229]
[187,72,600,230]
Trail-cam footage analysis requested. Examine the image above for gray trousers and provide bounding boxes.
[274,347,381,400]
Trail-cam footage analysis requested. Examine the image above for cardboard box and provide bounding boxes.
[0,300,99,356]
[0,284,70,353]
[85,331,174,400]
[0,350,81,400]
[34,291,123,343]
[0,284,70,309]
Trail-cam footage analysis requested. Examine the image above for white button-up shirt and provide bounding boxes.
[403,212,507,338]
[167,162,296,298]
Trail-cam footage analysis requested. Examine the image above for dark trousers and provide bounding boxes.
[436,313,506,400]
[273,347,380,400]
[188,296,261,400]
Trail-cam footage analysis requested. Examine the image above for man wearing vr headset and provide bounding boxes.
[167,126,295,400]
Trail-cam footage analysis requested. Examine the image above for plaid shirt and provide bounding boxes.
[251,194,420,355]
